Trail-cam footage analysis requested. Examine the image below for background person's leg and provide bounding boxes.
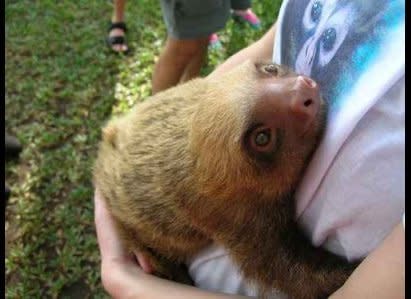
[152,37,209,93]
[108,0,128,53]
[179,39,209,83]
[5,133,22,160]
[153,0,230,94]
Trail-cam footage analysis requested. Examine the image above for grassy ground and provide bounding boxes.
[5,1,282,298]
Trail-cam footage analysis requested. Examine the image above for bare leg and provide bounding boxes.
[112,0,126,22]
[151,36,209,94]
[179,40,209,84]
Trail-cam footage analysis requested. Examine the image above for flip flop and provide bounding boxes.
[106,21,129,54]
[232,10,261,30]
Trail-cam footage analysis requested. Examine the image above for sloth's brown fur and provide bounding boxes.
[93,61,357,298]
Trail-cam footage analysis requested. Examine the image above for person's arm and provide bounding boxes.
[329,222,405,299]
[95,189,247,299]
[207,24,277,79]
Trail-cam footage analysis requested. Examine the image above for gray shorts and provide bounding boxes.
[159,0,232,39]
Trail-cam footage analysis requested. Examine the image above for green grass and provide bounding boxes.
[5,0,282,297]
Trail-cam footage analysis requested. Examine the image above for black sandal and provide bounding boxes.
[106,22,129,54]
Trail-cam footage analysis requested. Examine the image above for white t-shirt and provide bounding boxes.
[188,0,405,297]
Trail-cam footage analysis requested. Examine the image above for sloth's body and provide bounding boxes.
[94,61,356,299]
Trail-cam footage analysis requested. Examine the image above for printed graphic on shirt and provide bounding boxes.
[279,0,404,114]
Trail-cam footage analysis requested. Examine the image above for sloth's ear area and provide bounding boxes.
[102,123,118,148]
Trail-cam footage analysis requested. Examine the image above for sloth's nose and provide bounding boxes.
[290,76,320,121]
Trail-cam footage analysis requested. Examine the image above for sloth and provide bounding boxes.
[94,60,357,299]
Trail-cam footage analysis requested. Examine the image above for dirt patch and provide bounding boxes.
[58,279,91,299]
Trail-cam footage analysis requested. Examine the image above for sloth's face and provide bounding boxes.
[191,61,327,199]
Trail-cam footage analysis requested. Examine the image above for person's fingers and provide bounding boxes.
[101,258,146,298]
[95,189,153,272]
[94,189,128,260]
[135,251,154,274]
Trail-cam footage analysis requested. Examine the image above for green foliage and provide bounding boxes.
[5,0,282,297]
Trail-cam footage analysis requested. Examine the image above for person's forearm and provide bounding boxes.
[135,274,249,299]
[208,24,276,79]
[329,222,404,299]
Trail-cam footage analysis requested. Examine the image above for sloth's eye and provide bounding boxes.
[244,126,281,163]
[249,127,277,154]
[255,131,271,146]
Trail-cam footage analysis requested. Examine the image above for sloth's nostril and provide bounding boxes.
[304,99,313,107]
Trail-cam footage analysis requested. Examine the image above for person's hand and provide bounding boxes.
[94,188,246,299]
[94,189,153,298]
